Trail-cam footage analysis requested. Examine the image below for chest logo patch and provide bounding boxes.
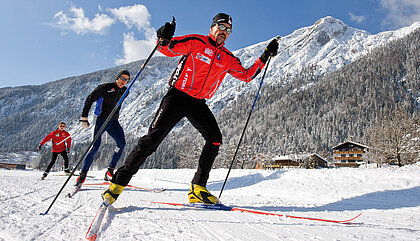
[196,53,211,64]
[205,48,213,56]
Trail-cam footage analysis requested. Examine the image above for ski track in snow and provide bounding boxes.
[1,166,420,240]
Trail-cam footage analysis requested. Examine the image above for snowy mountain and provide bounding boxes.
[1,164,420,240]
[201,17,420,116]
[0,16,419,153]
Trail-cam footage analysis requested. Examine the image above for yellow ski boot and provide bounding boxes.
[101,183,125,205]
[188,184,220,204]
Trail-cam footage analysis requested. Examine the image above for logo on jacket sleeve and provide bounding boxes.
[181,67,192,90]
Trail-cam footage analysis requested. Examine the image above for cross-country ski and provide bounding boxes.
[66,182,166,198]
[84,182,167,193]
[150,201,362,224]
[85,198,110,241]
[66,184,82,198]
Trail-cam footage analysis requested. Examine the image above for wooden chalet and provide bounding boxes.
[262,153,330,169]
[332,141,369,167]
[0,162,26,170]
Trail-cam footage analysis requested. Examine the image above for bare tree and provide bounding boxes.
[367,109,419,166]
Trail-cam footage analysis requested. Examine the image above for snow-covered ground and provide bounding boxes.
[1,165,420,240]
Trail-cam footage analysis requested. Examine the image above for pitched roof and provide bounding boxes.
[273,153,330,163]
[332,141,369,150]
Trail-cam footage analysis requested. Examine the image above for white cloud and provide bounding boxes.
[349,13,367,24]
[53,4,158,64]
[114,32,158,65]
[108,5,153,34]
[108,4,157,64]
[379,0,420,28]
[53,6,115,35]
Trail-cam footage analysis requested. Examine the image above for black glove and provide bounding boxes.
[260,39,279,63]
[66,148,70,153]
[157,20,176,46]
[37,145,42,151]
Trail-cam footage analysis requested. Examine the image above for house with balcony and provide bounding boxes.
[332,141,369,167]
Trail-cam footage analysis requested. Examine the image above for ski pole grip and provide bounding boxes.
[158,16,176,46]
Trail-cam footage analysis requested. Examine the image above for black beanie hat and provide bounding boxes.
[211,13,232,27]
[116,69,130,80]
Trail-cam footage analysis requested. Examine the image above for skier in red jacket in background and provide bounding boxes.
[102,13,278,205]
[38,122,72,179]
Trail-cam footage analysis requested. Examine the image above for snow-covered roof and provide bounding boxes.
[312,153,331,164]
[273,153,330,163]
[332,141,369,150]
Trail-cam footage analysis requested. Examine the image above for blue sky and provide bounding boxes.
[1,0,420,88]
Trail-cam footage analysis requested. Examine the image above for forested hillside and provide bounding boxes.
[153,29,420,169]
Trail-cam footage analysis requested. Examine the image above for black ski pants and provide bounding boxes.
[45,150,69,173]
[113,87,222,187]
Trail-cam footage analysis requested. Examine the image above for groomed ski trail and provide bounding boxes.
[2,168,420,240]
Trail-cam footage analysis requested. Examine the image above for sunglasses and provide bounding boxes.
[119,76,129,82]
[59,125,66,128]
[217,24,232,34]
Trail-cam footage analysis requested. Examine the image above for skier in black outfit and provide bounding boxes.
[75,69,130,187]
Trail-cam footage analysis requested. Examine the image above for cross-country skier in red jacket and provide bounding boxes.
[38,122,72,179]
[102,13,278,204]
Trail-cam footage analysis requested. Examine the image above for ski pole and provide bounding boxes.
[55,127,82,145]
[40,18,175,215]
[56,135,71,146]
[219,53,274,199]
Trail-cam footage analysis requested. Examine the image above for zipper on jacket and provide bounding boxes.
[194,46,219,98]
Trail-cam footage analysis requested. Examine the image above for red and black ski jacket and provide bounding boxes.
[158,34,266,99]
[39,130,71,153]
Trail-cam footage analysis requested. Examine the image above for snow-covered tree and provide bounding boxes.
[367,109,420,166]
